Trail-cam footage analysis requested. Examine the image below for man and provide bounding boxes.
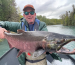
[1,4,75,65]
[0,4,48,65]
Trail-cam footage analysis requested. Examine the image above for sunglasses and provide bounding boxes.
[24,11,35,15]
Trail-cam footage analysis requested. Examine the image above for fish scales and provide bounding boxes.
[4,29,75,55]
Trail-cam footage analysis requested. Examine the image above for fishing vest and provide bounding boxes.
[21,18,40,31]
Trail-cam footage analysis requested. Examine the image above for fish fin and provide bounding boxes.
[17,50,24,57]
[57,47,70,53]
[17,29,25,33]
[50,53,62,62]
[7,30,10,33]
[8,42,14,48]
[32,49,45,58]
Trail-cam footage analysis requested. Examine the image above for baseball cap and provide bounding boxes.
[23,4,35,11]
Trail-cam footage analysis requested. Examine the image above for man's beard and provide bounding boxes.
[29,22,34,24]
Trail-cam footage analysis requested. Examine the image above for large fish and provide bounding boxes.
[4,29,75,57]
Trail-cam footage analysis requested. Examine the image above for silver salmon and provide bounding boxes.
[4,29,75,57]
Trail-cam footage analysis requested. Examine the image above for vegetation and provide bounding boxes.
[37,15,62,25]
[0,39,4,42]
[60,5,75,26]
[0,0,20,22]
[17,7,23,22]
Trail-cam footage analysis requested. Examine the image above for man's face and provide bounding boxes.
[23,8,36,24]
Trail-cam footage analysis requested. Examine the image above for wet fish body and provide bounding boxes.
[4,30,75,54]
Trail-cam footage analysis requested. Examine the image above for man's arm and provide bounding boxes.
[39,21,48,31]
[0,21,21,32]
[0,21,21,39]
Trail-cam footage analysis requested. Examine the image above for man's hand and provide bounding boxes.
[0,27,7,39]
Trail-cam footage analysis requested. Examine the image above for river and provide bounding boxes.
[0,25,75,61]
[47,25,75,59]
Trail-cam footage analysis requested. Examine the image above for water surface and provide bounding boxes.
[47,25,75,59]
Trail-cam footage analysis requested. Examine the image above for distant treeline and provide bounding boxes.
[37,5,75,26]
[37,15,62,25]
[60,5,75,26]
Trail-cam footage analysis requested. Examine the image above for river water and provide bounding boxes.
[0,25,75,64]
[47,25,75,59]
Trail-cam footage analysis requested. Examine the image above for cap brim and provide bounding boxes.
[23,7,35,11]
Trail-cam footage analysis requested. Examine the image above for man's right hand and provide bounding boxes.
[0,27,7,39]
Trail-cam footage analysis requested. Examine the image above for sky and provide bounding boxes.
[15,0,75,19]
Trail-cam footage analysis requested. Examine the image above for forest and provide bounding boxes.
[0,0,23,22]
[60,5,75,26]
[0,0,75,26]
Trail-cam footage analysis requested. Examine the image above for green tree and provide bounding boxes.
[17,7,23,22]
[0,0,19,22]
[60,5,75,26]
[37,15,62,25]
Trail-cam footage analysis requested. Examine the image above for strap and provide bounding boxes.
[33,21,39,31]
[26,57,45,63]
[22,22,27,31]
